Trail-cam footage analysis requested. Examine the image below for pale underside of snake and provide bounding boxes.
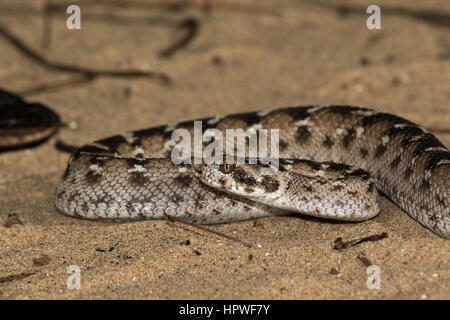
[55,106,450,239]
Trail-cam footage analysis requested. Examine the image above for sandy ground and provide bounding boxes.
[0,0,449,299]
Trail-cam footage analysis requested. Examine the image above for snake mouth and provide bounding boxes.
[192,163,205,174]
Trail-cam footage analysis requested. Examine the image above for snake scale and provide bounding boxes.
[54,105,450,239]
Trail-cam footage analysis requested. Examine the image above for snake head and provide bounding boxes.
[196,159,282,200]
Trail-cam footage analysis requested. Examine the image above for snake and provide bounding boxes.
[0,88,60,150]
[53,105,450,239]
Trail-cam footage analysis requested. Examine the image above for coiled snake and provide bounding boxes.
[54,106,449,238]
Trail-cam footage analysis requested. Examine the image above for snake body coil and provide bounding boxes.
[0,89,60,150]
[55,106,450,238]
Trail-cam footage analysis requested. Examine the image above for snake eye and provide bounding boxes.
[219,162,236,174]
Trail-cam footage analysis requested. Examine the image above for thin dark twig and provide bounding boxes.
[18,74,95,96]
[167,216,253,248]
[44,0,281,16]
[159,17,200,58]
[308,0,450,29]
[0,23,172,85]
[0,271,36,284]
[427,128,450,134]
[41,1,53,50]
[55,140,80,154]
[333,232,388,250]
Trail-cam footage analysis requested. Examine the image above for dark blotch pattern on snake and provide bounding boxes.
[55,106,449,238]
